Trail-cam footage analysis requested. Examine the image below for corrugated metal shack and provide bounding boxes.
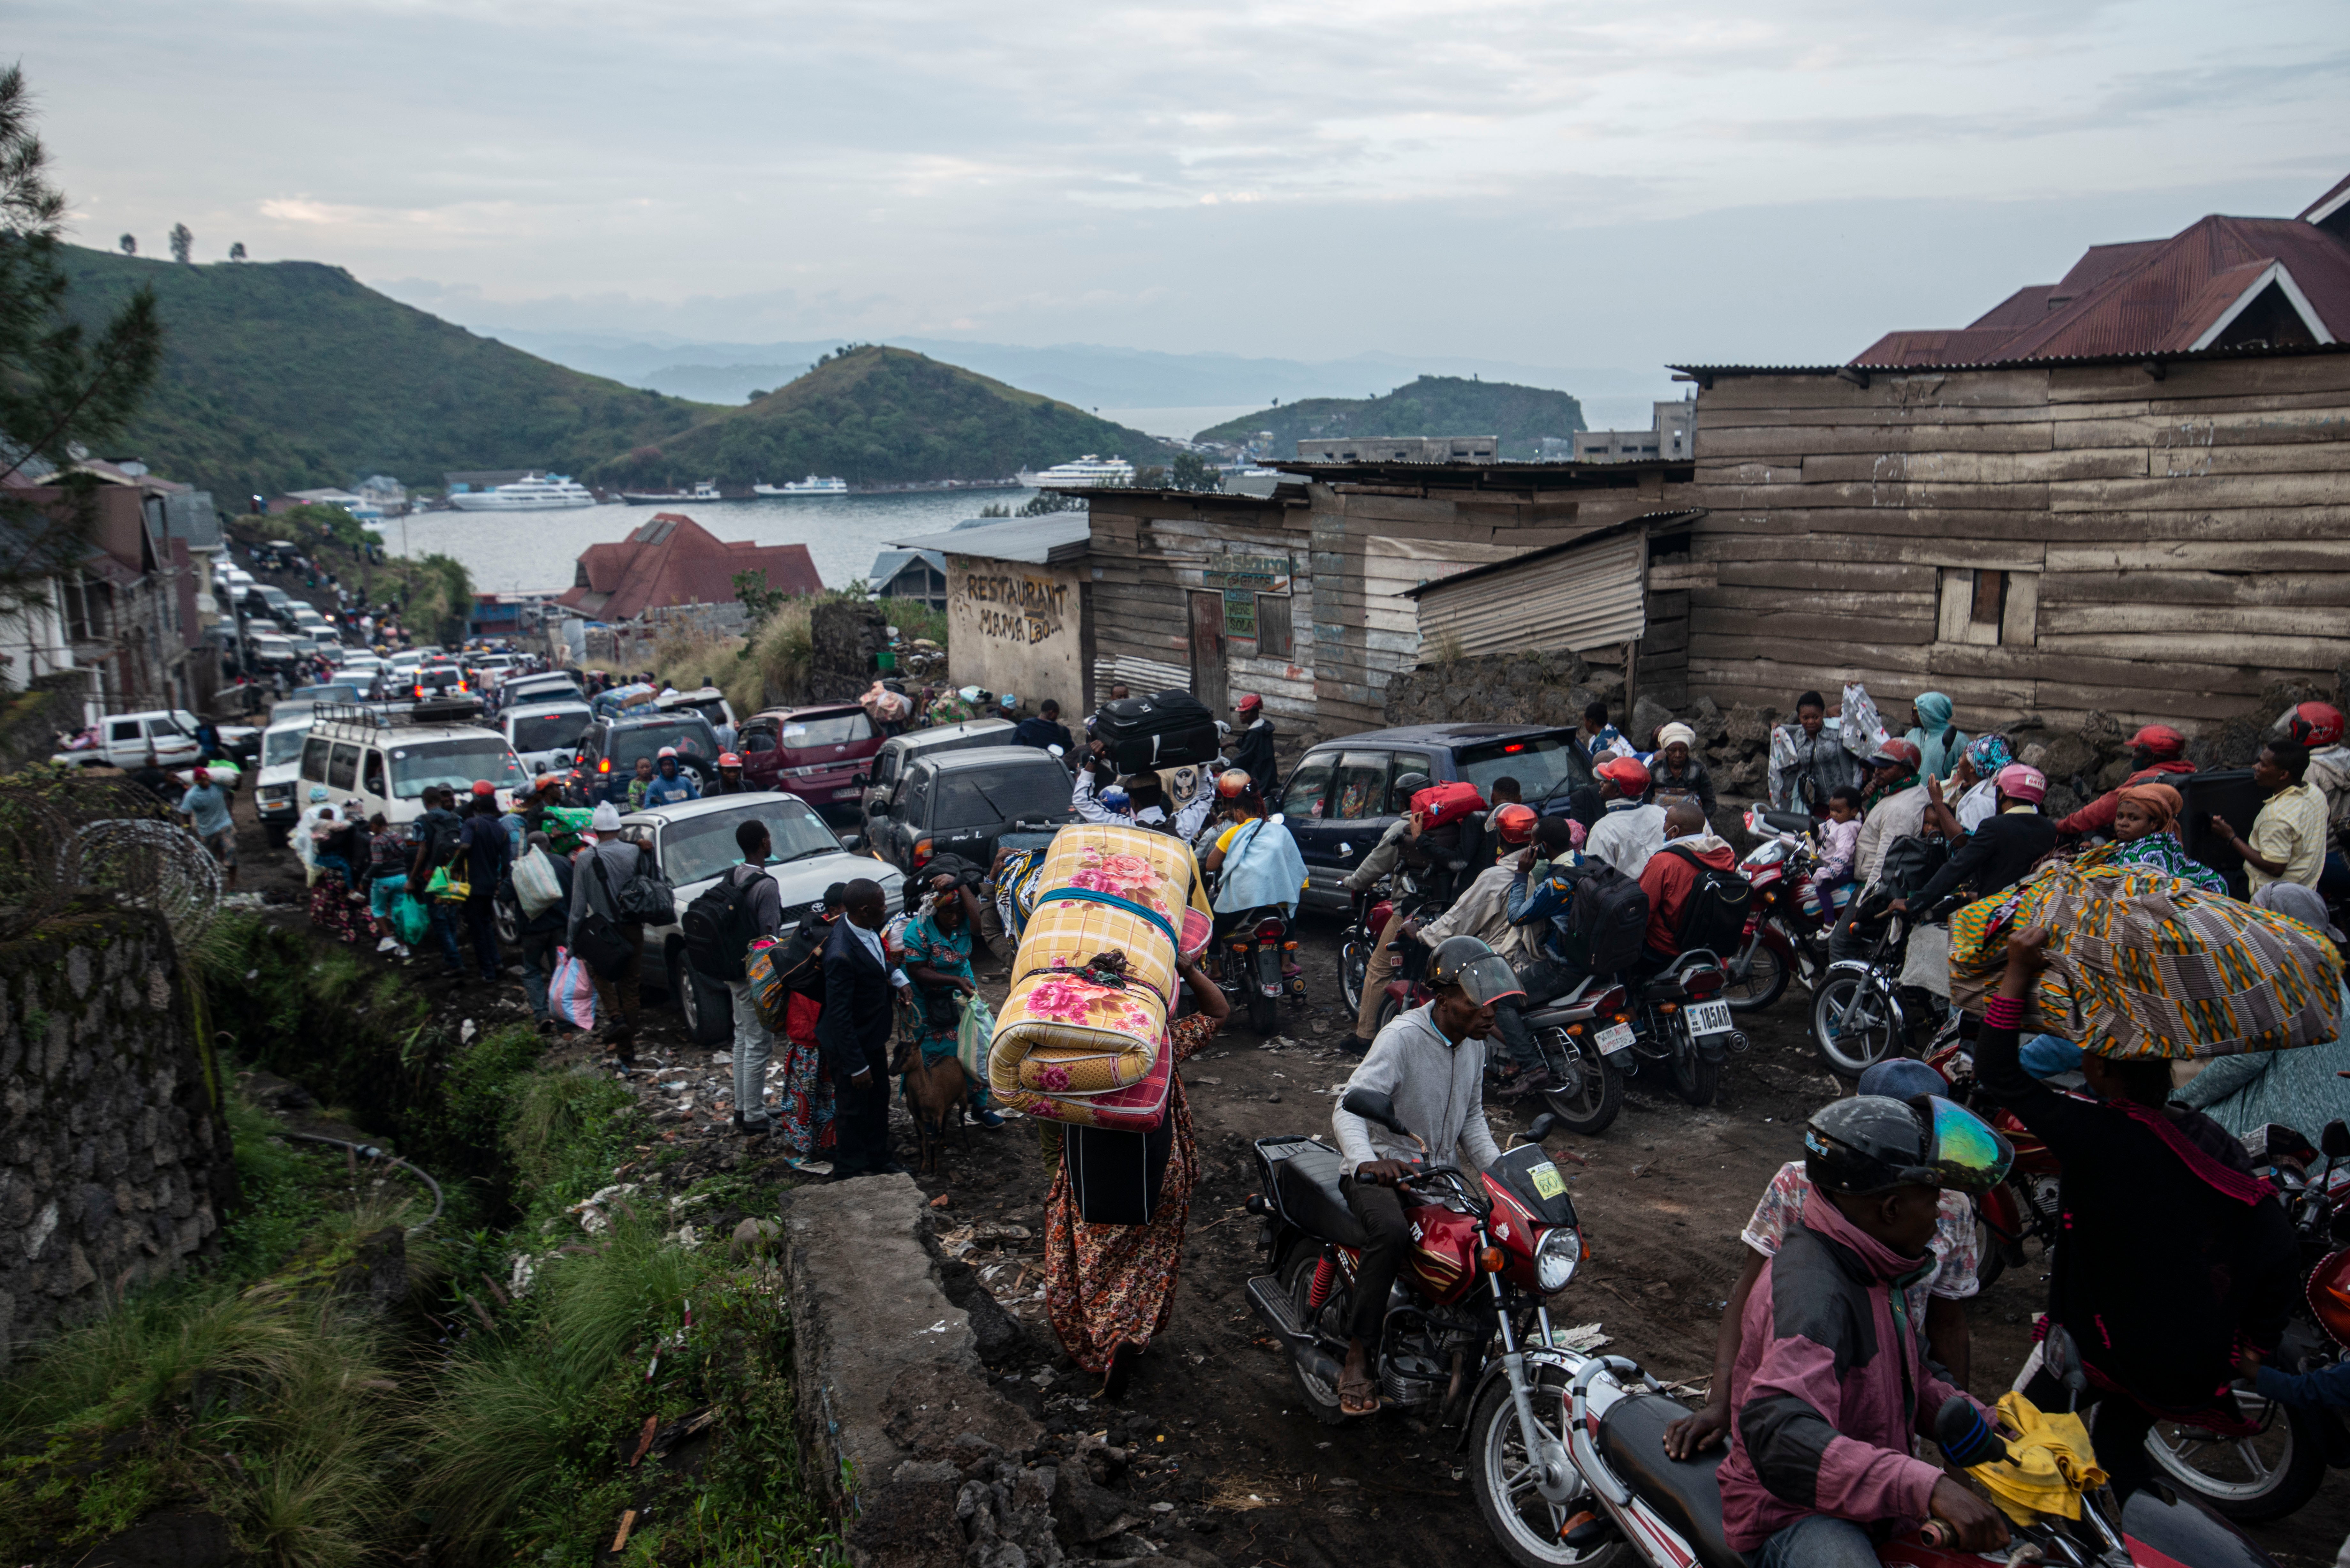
[1269,459,1698,733]
[1082,484,1317,724]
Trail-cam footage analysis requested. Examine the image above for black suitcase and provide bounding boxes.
[1094,690,1220,772]
[1064,1116,1174,1226]
[2174,768,2263,899]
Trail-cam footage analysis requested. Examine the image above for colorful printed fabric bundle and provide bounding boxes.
[989,825,1213,1119]
[1947,862,2343,1059]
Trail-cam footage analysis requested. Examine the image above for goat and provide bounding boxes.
[893,1039,972,1175]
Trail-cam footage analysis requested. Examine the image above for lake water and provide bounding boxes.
[383,489,1047,596]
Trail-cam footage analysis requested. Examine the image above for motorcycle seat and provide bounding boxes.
[1595,1392,1753,1568]
[1758,809,1814,837]
[1522,976,1603,1029]
[1272,1141,1370,1249]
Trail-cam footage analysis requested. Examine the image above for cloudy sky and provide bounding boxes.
[20,0,2349,376]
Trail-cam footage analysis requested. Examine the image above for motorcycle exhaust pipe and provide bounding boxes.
[1247,1272,1347,1391]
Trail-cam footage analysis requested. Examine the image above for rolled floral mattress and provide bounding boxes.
[996,1040,1173,1130]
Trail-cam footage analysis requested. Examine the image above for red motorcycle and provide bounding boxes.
[1924,1037,2061,1294]
[1246,1090,1599,1565]
[1722,806,1839,1013]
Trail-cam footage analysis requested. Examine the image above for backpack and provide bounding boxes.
[1876,833,1950,901]
[1660,847,1754,956]
[681,864,764,982]
[1561,861,1651,975]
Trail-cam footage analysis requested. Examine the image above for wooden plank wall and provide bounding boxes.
[1084,494,1317,726]
[1674,355,2350,733]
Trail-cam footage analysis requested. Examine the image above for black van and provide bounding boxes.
[866,746,1077,874]
[853,718,1020,845]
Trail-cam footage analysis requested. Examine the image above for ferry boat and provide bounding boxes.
[447,473,597,511]
[618,479,728,505]
[753,476,849,497]
[1016,455,1134,488]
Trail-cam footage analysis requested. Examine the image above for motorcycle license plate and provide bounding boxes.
[1596,1022,1636,1056]
[1687,1000,1734,1036]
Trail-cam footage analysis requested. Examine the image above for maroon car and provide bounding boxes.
[737,704,882,819]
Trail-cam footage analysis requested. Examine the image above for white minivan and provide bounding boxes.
[297,703,529,827]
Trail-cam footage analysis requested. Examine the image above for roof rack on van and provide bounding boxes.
[313,697,485,730]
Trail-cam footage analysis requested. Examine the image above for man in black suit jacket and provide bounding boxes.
[816,878,908,1178]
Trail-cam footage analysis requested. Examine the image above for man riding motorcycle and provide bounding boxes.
[1329,934,1522,1418]
[1714,1092,2015,1566]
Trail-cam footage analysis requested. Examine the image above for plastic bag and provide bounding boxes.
[390,891,430,946]
[549,946,598,1031]
[1839,682,1890,760]
[956,991,997,1084]
[512,845,563,917]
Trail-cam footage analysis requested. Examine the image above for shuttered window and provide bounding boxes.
[1255,593,1293,658]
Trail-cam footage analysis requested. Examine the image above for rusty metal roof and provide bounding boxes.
[1672,337,2350,382]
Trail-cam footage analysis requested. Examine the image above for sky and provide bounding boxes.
[19,0,2350,380]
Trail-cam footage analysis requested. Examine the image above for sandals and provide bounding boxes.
[1337,1364,1380,1418]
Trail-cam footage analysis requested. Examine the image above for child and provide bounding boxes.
[1810,784,1864,920]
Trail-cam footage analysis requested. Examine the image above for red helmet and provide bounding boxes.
[2287,702,2344,749]
[1865,738,1922,774]
[1594,755,1650,793]
[1492,803,1539,845]
[2126,724,2187,759]
[718,752,742,768]
[1215,769,1253,798]
[1233,693,1263,716]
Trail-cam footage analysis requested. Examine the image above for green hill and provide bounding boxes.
[590,345,1176,488]
[1195,374,1586,459]
[57,245,715,498]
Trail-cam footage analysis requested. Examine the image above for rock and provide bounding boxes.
[1052,1464,1147,1544]
[1690,695,1728,746]
[935,1257,1032,1366]
[882,1363,1044,1460]
[1722,703,1774,751]
[851,1467,967,1567]
[2035,733,2097,785]
[2019,743,2050,769]
[331,1226,408,1315]
[2095,758,2133,791]
[730,1217,781,1261]
[1627,696,1673,752]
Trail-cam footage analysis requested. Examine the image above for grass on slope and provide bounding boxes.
[593,344,1176,487]
[1194,373,1587,459]
[58,246,716,501]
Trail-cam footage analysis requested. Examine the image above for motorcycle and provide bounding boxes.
[1339,867,1446,1020]
[1554,1353,2282,1568]
[1809,901,1955,1079]
[1244,1089,1599,1568]
[1924,1036,2063,1294]
[1721,807,1840,1013]
[1219,904,1306,1035]
[1623,948,1746,1109]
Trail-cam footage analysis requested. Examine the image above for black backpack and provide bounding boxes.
[1660,847,1754,956]
[1876,833,1950,901]
[1561,861,1652,975]
[681,864,763,982]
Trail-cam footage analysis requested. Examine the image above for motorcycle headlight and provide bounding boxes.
[1535,1226,1581,1293]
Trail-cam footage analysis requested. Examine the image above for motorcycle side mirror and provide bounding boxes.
[850,772,868,787]
[1527,1112,1559,1142]
[1340,1087,1410,1139]
[2324,1120,2350,1161]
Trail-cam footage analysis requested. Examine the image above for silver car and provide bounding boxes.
[613,792,902,1044]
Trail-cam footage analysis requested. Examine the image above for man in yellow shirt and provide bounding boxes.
[2210,741,2327,893]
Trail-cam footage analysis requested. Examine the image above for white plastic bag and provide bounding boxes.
[1839,682,1891,760]
[512,844,564,917]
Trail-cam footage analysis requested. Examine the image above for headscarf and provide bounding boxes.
[2255,880,2345,942]
[1905,691,1966,782]
[2114,781,2182,834]
[1655,721,1696,751]
[1962,733,2013,780]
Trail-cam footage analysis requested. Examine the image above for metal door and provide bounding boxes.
[1189,592,1227,712]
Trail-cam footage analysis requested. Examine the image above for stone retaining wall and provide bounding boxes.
[0,902,232,1359]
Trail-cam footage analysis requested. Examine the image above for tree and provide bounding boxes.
[0,67,163,629]
[167,223,191,264]
[745,389,767,402]
[228,242,246,260]
[117,232,134,255]
[1015,491,1084,517]
[1130,464,1167,489]
[733,567,787,628]
[1169,452,1221,492]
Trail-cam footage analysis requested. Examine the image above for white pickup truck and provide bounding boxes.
[51,709,261,771]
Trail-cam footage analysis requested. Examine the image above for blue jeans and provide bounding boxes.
[1755,1513,1880,1568]
[425,901,463,971]
[520,931,560,1022]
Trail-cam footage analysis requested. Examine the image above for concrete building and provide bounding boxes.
[888,515,1092,712]
[1293,435,1498,464]
[1548,398,1696,463]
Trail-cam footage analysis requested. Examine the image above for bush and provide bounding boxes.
[871,595,946,646]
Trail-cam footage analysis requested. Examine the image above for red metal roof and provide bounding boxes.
[1850,187,2350,367]
[557,512,822,622]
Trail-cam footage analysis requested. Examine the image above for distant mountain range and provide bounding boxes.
[1197,376,1589,458]
[60,246,710,501]
[589,347,1174,489]
[485,328,1680,427]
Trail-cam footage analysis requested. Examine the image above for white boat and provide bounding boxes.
[1017,455,1134,488]
[752,475,849,497]
[447,473,598,511]
[618,479,729,504]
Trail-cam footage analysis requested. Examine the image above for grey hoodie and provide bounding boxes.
[1332,1002,1502,1174]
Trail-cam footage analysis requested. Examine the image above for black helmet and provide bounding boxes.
[1394,771,1432,799]
[1804,1094,2011,1196]
[1428,935,1524,1007]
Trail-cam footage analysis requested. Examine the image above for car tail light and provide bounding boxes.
[1685,969,1725,999]
[914,839,933,862]
[1255,919,1284,940]
[598,758,611,773]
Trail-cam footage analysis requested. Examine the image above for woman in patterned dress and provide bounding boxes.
[2074,781,2228,894]
[901,878,1001,1125]
[1042,951,1230,1398]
